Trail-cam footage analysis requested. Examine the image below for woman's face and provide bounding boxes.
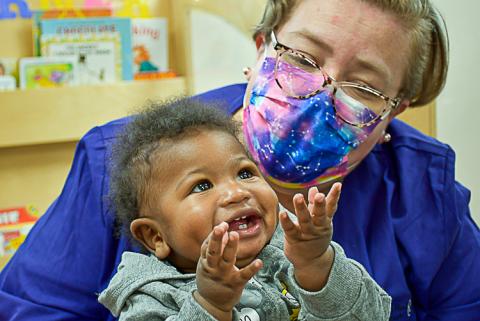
[242,0,411,203]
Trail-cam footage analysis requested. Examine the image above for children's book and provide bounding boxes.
[0,76,16,91]
[19,57,77,89]
[40,17,133,81]
[0,206,39,257]
[41,32,121,84]
[32,8,112,57]
[0,58,18,77]
[131,18,169,78]
[0,58,18,90]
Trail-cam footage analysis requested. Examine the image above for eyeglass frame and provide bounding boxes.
[270,31,402,128]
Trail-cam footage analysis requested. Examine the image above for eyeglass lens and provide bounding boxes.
[275,51,386,126]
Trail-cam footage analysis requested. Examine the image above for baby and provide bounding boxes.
[99,97,391,321]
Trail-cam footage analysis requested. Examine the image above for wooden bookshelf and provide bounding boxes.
[0,77,186,215]
[0,0,188,220]
[0,77,186,148]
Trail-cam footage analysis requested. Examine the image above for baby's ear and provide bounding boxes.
[130,218,171,259]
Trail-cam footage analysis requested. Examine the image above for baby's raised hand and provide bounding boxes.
[279,182,342,291]
[194,222,263,320]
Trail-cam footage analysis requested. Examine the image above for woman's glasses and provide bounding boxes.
[271,31,401,128]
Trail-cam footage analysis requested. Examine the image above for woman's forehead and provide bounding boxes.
[277,0,410,93]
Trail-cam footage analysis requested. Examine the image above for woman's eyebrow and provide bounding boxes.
[290,29,334,55]
[353,57,391,84]
[292,29,390,82]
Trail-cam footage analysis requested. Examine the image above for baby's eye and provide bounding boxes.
[191,180,213,193]
[238,169,254,180]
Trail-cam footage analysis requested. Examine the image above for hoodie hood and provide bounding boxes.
[98,252,194,317]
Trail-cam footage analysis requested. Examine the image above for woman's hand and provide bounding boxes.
[194,222,263,321]
[280,182,342,291]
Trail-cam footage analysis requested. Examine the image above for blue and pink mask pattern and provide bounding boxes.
[243,57,378,189]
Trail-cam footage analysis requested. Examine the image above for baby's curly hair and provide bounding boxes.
[108,97,240,247]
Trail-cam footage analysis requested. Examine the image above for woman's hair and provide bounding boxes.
[253,0,449,107]
[109,97,240,245]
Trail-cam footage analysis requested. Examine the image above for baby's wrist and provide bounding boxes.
[294,245,334,291]
[193,291,232,321]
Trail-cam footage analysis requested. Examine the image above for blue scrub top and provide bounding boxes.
[0,84,479,321]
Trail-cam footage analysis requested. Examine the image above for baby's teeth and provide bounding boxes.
[239,223,248,230]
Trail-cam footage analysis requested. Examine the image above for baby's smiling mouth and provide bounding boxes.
[227,213,262,237]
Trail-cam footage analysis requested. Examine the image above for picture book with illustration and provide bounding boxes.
[132,18,168,78]
[0,58,18,90]
[19,57,77,89]
[31,8,112,57]
[41,32,121,84]
[39,17,133,81]
[0,206,40,257]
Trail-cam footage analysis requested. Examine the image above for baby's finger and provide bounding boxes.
[311,192,330,227]
[206,222,228,267]
[279,211,300,239]
[238,259,263,282]
[200,238,208,260]
[293,193,316,234]
[221,232,239,266]
[307,186,319,207]
[325,182,342,218]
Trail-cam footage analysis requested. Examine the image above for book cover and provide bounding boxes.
[132,18,169,77]
[0,206,39,257]
[19,57,77,89]
[0,76,16,91]
[40,17,133,81]
[31,8,112,57]
[0,58,18,77]
[0,58,18,90]
[41,32,122,84]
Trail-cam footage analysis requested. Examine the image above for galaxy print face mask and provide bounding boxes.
[243,57,379,189]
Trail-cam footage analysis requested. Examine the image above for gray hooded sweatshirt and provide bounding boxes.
[99,242,391,321]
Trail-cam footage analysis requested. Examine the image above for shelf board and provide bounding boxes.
[0,77,186,148]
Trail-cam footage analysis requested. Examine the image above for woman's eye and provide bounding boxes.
[191,181,213,193]
[238,169,254,180]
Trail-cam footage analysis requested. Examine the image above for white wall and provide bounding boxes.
[434,0,480,224]
[189,4,479,225]
[190,10,256,94]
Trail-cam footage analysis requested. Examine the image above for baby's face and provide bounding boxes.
[149,129,278,272]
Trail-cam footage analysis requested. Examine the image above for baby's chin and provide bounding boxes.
[234,256,259,269]
[234,243,269,268]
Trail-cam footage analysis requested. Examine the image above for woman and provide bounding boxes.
[0,0,478,320]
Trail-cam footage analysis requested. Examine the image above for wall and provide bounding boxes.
[434,0,479,224]
[190,10,256,94]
